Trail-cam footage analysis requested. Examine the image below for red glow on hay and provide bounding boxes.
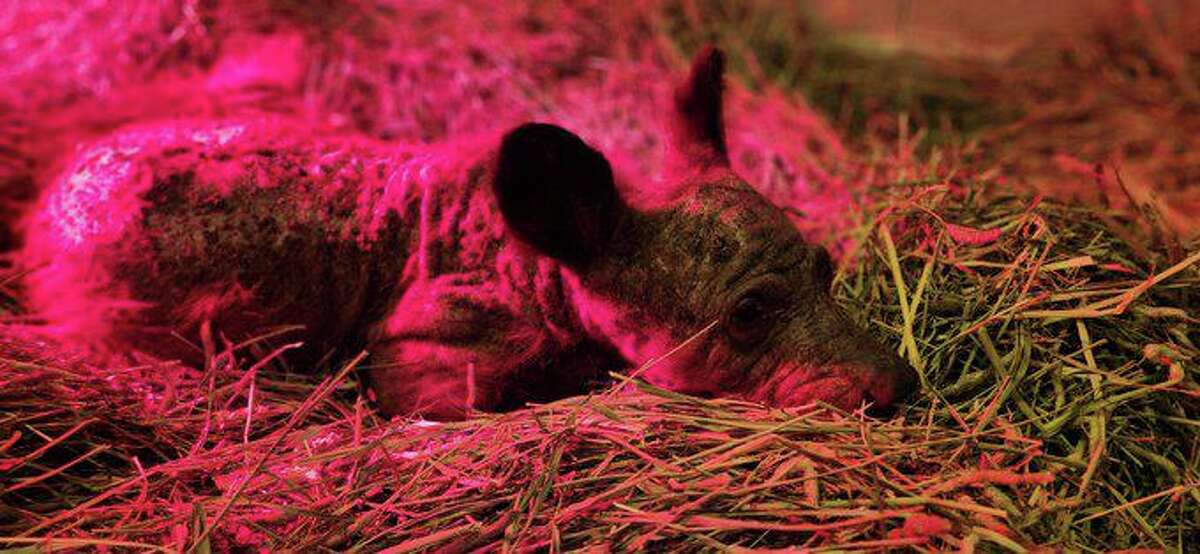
[7,1,864,407]
[2,0,902,523]
[2,0,851,229]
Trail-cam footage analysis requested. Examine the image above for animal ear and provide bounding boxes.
[493,123,626,268]
[669,45,729,169]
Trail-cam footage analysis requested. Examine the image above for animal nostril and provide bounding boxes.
[863,392,896,418]
[863,359,918,419]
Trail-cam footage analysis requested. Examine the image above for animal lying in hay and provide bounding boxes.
[19,48,916,419]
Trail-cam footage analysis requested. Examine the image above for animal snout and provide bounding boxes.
[862,355,919,418]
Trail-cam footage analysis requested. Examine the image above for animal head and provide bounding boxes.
[492,47,917,415]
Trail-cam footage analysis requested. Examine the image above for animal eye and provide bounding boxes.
[731,295,765,324]
[726,292,774,346]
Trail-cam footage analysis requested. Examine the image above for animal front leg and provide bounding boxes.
[365,339,514,419]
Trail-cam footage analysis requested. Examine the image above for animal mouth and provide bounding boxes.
[749,365,873,413]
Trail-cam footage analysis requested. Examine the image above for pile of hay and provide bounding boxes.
[2,178,1196,551]
[2,1,1198,551]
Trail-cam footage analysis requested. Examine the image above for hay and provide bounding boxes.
[2,0,1199,551]
[2,178,1197,551]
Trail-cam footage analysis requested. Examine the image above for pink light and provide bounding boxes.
[7,1,886,420]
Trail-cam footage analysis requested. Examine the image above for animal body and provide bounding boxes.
[20,48,917,419]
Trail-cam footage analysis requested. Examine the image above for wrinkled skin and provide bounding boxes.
[20,48,917,420]
[573,174,915,412]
